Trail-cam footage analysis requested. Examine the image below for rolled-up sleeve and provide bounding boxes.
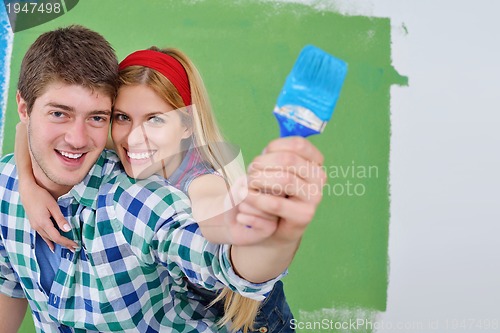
[215,243,286,300]
[158,221,284,301]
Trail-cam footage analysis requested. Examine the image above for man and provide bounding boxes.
[0,26,326,332]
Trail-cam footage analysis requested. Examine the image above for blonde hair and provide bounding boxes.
[118,47,260,332]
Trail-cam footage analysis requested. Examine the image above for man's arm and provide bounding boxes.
[230,137,327,283]
[0,293,28,333]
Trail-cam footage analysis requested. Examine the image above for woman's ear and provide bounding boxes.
[182,125,193,140]
[16,91,29,123]
[181,108,193,139]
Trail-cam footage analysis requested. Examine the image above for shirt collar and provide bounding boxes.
[65,150,121,209]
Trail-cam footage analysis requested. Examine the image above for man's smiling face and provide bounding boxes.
[18,81,112,197]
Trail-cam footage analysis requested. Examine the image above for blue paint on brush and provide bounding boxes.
[274,45,347,137]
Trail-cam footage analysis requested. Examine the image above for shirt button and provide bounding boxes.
[30,243,35,249]
[258,327,268,333]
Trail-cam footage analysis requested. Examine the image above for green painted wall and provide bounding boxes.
[2,0,406,331]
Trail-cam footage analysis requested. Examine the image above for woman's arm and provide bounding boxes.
[15,123,78,251]
[188,174,277,245]
[230,137,326,283]
[187,137,325,283]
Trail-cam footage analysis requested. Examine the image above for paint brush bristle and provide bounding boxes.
[274,45,347,137]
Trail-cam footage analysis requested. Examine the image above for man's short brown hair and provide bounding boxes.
[17,25,119,113]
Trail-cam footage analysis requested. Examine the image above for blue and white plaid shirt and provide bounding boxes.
[0,150,278,332]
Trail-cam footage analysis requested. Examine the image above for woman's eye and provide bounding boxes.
[114,113,129,122]
[148,116,165,125]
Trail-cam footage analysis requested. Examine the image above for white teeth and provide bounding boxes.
[127,151,155,160]
[60,151,83,159]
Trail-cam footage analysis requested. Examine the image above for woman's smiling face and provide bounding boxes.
[111,84,191,179]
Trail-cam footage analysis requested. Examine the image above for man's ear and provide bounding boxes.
[16,91,29,123]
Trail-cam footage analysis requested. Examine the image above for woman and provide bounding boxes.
[18,47,294,332]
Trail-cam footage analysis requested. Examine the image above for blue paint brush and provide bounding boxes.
[274,45,347,137]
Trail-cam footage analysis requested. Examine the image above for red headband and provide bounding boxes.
[119,50,191,106]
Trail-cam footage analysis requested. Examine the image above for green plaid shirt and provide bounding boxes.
[0,150,278,332]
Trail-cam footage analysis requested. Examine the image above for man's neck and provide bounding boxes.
[32,168,71,199]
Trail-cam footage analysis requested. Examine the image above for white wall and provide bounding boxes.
[345,1,500,331]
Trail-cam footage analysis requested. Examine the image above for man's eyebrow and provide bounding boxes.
[46,103,111,116]
[90,110,112,116]
[45,102,74,111]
